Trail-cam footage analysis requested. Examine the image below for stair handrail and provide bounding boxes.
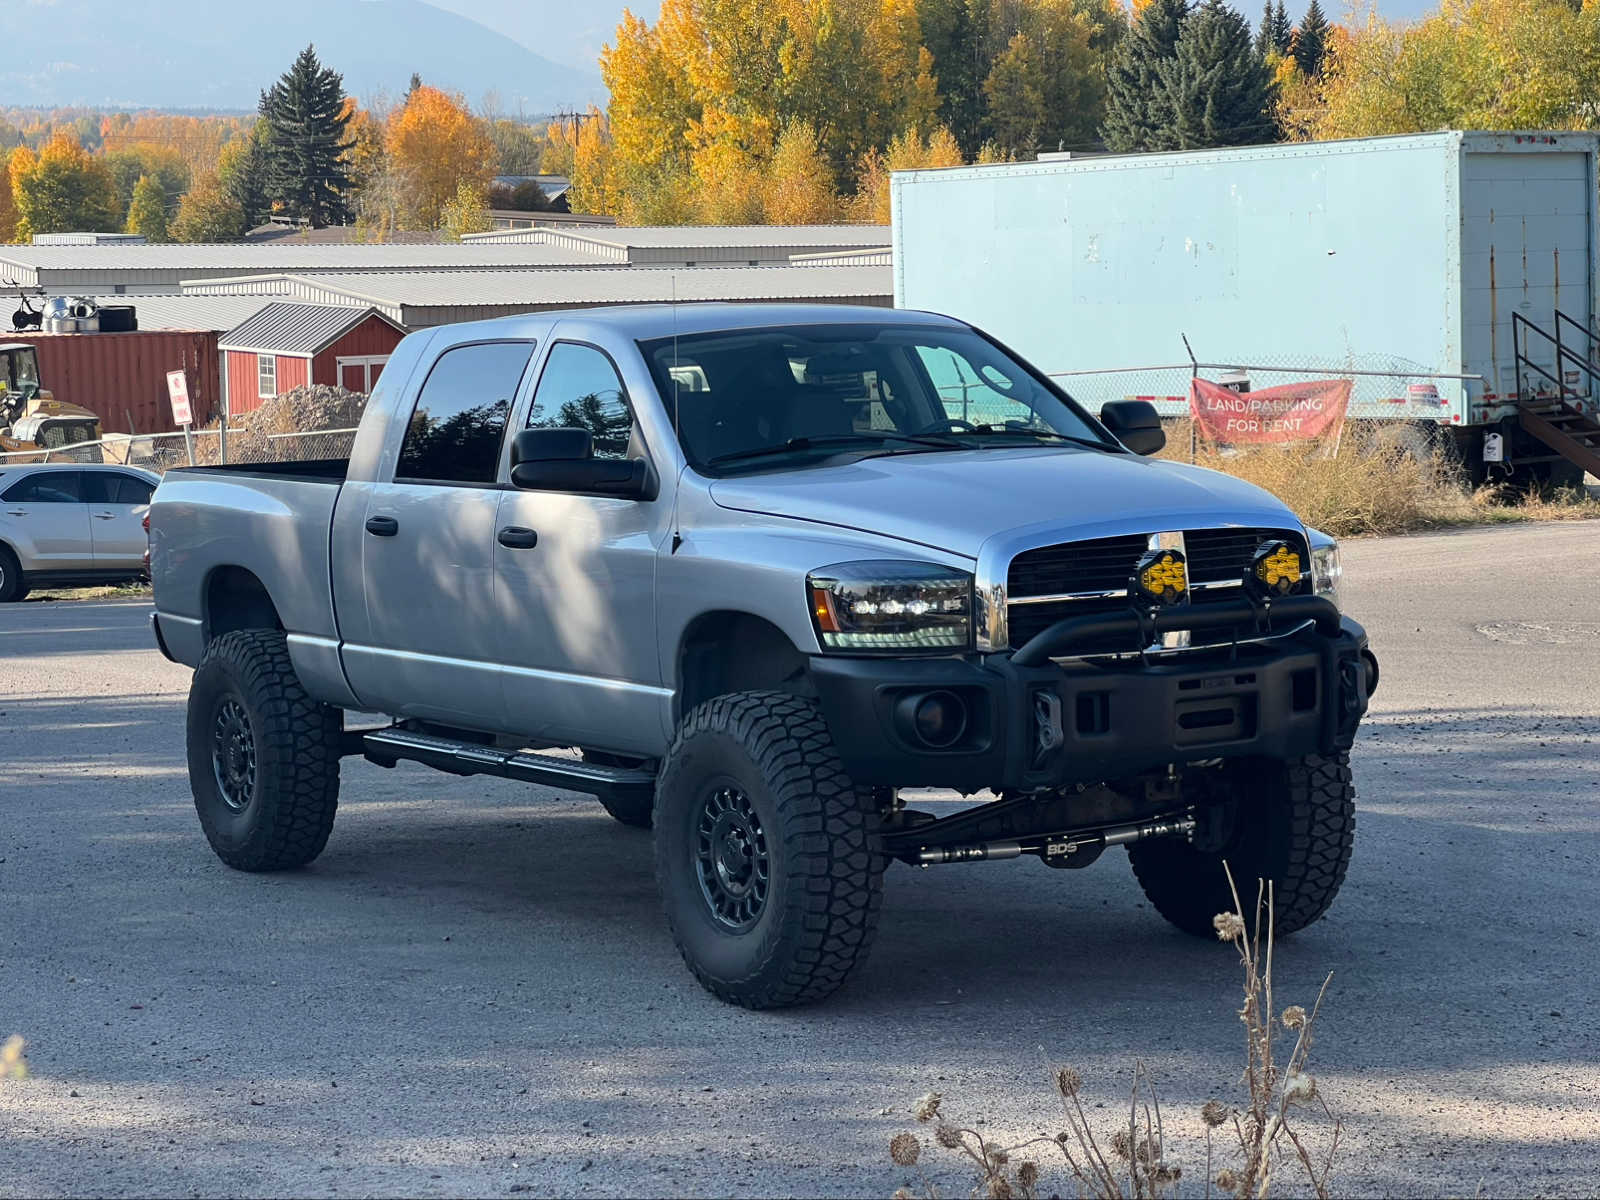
[1512,312,1565,400]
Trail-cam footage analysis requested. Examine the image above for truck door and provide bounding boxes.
[492,341,672,750]
[340,339,537,727]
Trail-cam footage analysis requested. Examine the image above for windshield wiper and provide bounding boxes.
[943,425,1117,451]
[706,431,965,468]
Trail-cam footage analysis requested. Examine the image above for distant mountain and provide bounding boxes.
[0,0,604,112]
[420,0,662,74]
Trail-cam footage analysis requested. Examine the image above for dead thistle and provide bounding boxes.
[888,869,1343,1200]
[0,1035,26,1081]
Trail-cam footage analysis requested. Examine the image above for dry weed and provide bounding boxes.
[889,868,1341,1200]
[1,1035,27,1080]
[190,384,367,466]
[1158,419,1599,537]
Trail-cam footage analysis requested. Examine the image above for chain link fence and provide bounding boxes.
[1050,350,1481,426]
[0,427,359,473]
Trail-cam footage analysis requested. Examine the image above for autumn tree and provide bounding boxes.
[9,133,120,239]
[1299,0,1600,140]
[440,179,494,241]
[1102,0,1190,151]
[487,119,545,175]
[104,147,188,220]
[171,172,247,242]
[386,85,497,230]
[126,174,169,242]
[761,121,839,224]
[848,125,963,223]
[984,0,1111,158]
[259,45,354,227]
[0,150,17,242]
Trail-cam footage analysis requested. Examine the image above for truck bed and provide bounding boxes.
[164,457,349,483]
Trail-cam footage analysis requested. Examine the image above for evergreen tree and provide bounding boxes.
[259,45,353,228]
[1163,0,1276,148]
[1102,0,1190,152]
[1293,0,1331,76]
[125,174,169,242]
[1255,0,1274,55]
[1271,0,1293,52]
[221,126,273,228]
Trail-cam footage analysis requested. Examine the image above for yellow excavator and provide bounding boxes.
[0,341,104,455]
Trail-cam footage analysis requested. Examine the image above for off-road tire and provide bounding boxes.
[582,749,657,828]
[0,546,25,603]
[186,629,341,871]
[653,691,884,1009]
[1128,753,1354,938]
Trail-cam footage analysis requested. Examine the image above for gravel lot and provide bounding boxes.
[2,521,1598,1198]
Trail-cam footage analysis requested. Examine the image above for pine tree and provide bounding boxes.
[1293,0,1331,76]
[1271,0,1293,52]
[221,127,273,229]
[259,45,353,228]
[1255,0,1274,55]
[1163,0,1276,149]
[1102,0,1190,152]
[125,174,169,242]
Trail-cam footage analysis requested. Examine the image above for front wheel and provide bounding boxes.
[1129,753,1355,937]
[653,691,884,1009]
[186,630,342,871]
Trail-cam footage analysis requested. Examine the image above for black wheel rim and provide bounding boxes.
[211,697,257,813]
[694,784,770,931]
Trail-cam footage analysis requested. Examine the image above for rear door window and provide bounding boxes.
[83,472,156,505]
[396,341,535,484]
[2,471,84,503]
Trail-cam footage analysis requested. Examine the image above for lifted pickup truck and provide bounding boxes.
[150,303,1377,1009]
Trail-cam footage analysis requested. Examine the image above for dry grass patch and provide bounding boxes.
[1158,420,1600,537]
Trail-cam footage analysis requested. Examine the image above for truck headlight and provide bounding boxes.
[1309,535,1342,606]
[807,561,973,652]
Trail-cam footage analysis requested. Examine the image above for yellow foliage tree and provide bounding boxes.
[440,179,494,241]
[10,133,120,239]
[760,121,840,224]
[847,124,964,224]
[1298,0,1600,140]
[385,85,497,230]
[0,150,16,243]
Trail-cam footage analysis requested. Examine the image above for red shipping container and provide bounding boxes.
[25,330,222,435]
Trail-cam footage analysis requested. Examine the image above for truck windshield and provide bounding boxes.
[640,323,1116,474]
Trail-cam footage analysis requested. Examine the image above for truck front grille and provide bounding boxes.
[1005,527,1311,652]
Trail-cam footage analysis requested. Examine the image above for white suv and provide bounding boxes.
[0,463,159,602]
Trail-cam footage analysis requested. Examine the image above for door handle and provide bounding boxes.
[4,509,24,516]
[365,515,399,537]
[497,525,539,549]
[92,512,117,520]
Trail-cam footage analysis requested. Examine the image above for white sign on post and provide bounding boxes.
[167,369,195,464]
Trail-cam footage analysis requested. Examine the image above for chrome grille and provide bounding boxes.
[1004,527,1310,652]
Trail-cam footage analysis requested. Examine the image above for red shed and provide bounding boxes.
[219,302,406,416]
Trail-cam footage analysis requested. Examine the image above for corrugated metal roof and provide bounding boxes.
[0,242,613,272]
[461,224,891,257]
[75,293,275,332]
[218,302,395,355]
[181,264,894,314]
[789,247,894,267]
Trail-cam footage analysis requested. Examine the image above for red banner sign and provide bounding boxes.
[1189,377,1352,444]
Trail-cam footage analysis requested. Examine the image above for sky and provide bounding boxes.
[423,0,1432,71]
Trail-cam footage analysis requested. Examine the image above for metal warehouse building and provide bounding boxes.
[461,224,891,263]
[179,263,895,327]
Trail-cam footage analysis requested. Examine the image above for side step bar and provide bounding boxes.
[361,728,656,803]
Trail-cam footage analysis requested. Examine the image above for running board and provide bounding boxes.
[361,728,656,802]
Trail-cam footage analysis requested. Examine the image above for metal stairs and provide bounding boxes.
[1511,310,1600,480]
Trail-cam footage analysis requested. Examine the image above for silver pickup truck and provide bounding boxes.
[150,303,1377,1009]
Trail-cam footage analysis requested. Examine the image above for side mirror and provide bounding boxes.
[1099,400,1166,456]
[509,426,652,499]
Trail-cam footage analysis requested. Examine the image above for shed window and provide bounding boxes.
[257,354,277,400]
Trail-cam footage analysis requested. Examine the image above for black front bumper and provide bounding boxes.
[810,598,1375,793]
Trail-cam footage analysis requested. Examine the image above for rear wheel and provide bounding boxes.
[186,630,342,871]
[1129,753,1355,938]
[653,691,884,1008]
[0,546,26,603]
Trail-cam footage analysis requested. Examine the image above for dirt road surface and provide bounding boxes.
[2,522,1597,1197]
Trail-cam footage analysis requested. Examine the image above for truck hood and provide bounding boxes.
[706,447,1301,558]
